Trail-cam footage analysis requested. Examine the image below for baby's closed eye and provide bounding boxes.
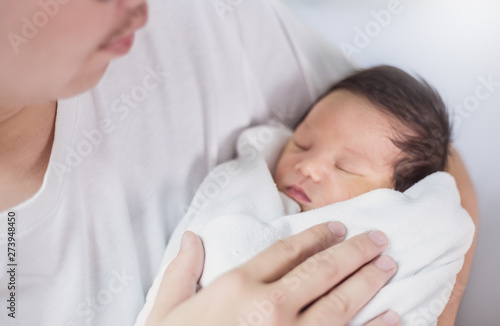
[292,139,310,151]
[335,164,356,175]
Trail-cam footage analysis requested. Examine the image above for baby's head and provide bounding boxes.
[274,65,450,211]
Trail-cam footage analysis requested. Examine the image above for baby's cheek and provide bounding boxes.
[348,180,376,198]
[315,186,344,207]
[273,161,287,189]
[321,179,365,205]
[349,177,391,199]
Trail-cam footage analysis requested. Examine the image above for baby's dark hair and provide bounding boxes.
[296,65,451,192]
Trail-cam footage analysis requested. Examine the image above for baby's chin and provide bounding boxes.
[298,202,318,212]
[298,198,349,212]
[289,199,314,212]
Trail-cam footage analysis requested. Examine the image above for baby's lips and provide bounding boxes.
[286,185,311,203]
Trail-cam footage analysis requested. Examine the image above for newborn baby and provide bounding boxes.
[275,65,450,210]
[135,66,473,326]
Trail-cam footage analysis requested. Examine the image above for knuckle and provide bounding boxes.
[266,305,285,325]
[327,290,351,315]
[307,313,331,326]
[362,267,383,289]
[317,256,340,280]
[267,303,295,326]
[309,225,334,247]
[276,238,305,262]
[351,236,372,260]
[226,270,250,287]
[215,270,251,295]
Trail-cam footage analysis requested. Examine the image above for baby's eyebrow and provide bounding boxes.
[342,147,373,168]
[345,147,367,160]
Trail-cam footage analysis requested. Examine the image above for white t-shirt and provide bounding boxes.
[0,0,352,325]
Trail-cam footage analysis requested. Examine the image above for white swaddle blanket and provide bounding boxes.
[135,124,475,326]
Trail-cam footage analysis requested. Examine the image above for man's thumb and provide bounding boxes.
[147,231,205,323]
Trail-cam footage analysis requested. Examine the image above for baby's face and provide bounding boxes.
[274,90,402,211]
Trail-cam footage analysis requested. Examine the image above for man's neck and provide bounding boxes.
[0,101,57,211]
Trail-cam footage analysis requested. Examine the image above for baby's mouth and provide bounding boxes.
[285,185,311,203]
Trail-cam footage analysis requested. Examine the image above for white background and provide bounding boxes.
[283,0,500,324]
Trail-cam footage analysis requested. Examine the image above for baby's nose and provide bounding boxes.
[295,158,325,183]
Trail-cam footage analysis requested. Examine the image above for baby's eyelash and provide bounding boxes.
[293,140,308,150]
[336,165,356,175]
[336,165,348,173]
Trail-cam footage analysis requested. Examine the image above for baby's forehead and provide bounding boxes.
[301,91,401,130]
[296,117,403,166]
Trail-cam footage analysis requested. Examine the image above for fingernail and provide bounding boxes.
[382,310,400,325]
[368,230,387,246]
[180,232,194,249]
[375,255,396,272]
[328,221,346,237]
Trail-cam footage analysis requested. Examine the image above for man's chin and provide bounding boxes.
[59,63,110,99]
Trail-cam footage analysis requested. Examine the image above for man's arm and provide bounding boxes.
[438,146,479,325]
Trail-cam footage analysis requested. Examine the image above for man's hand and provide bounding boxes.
[147,223,401,326]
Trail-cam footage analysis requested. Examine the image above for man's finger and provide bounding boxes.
[299,254,397,326]
[241,222,346,282]
[282,230,390,310]
[147,232,204,324]
[364,310,402,326]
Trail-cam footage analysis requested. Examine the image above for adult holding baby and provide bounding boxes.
[0,1,477,326]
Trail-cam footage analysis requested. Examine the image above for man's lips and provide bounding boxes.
[100,34,136,55]
[285,185,311,203]
[99,4,148,54]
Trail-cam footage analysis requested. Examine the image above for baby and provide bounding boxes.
[275,65,450,210]
[136,66,473,326]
